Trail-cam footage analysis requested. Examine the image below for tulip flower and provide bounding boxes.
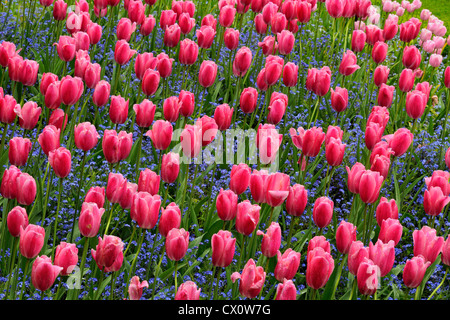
[211,230,236,268]
[165,228,189,261]
[236,200,261,236]
[403,255,430,288]
[91,235,124,272]
[128,276,149,300]
[54,242,79,276]
[19,224,45,259]
[31,255,63,292]
[257,222,282,258]
[274,248,301,282]
[7,206,29,238]
[413,226,444,264]
[231,259,266,298]
[306,247,335,290]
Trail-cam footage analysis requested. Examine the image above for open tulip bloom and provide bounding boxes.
[1,0,450,304]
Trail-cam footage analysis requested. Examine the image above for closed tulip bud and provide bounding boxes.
[140,14,156,36]
[127,0,146,24]
[375,197,399,227]
[325,137,346,167]
[370,153,390,179]
[267,98,286,125]
[399,68,415,92]
[54,36,76,62]
[368,239,396,277]
[31,255,63,291]
[423,186,450,217]
[285,184,308,217]
[383,15,399,41]
[336,220,357,254]
[348,241,369,275]
[326,0,344,18]
[236,200,261,236]
[282,62,298,87]
[48,147,71,179]
[277,30,294,55]
[254,13,268,34]
[372,41,388,64]
[356,258,379,295]
[373,65,390,87]
[130,192,160,229]
[8,137,31,167]
[429,53,442,68]
[201,13,217,30]
[159,202,181,237]
[93,80,111,107]
[133,99,156,128]
[141,68,160,96]
[117,18,136,42]
[403,255,430,288]
[358,170,383,204]
[405,90,427,119]
[233,46,252,77]
[134,53,157,81]
[413,226,444,264]
[198,60,218,88]
[38,125,60,156]
[264,172,290,207]
[106,173,127,204]
[312,196,334,229]
[84,186,105,209]
[330,87,348,113]
[379,218,402,246]
[175,281,201,300]
[109,95,129,124]
[54,242,78,276]
[128,276,148,300]
[308,66,331,96]
[179,13,195,35]
[239,87,258,114]
[114,40,137,66]
[19,224,45,259]
[119,181,138,210]
[197,25,216,49]
[377,83,395,107]
[159,9,177,30]
[94,5,108,18]
[7,55,23,83]
[146,120,173,151]
[179,39,198,66]
[249,169,269,204]
[219,4,236,27]
[156,53,174,78]
[180,124,202,158]
[222,28,239,51]
[178,90,195,117]
[345,162,365,194]
[402,45,421,70]
[303,126,326,158]
[257,222,281,258]
[0,95,18,124]
[102,130,133,164]
[351,29,366,52]
[60,75,84,106]
[74,122,99,151]
[86,22,102,45]
[214,103,234,130]
[163,23,181,47]
[274,249,301,282]
[19,59,39,87]
[231,259,266,298]
[15,172,36,206]
[388,128,413,157]
[339,50,360,76]
[137,168,160,196]
[7,206,29,237]
[306,247,334,289]
[91,235,124,272]
[78,205,104,240]
[211,230,236,268]
[229,163,251,195]
[161,152,180,184]
[261,1,278,24]
[165,228,189,261]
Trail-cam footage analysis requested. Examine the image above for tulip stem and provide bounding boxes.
[362,203,369,245]
[209,266,217,300]
[427,267,448,300]
[71,151,87,242]
[286,216,298,245]
[4,237,19,300]
[52,177,64,260]
[18,258,30,300]
[151,247,165,300]
[126,228,147,300]
[104,203,116,236]
[76,237,89,299]
[174,261,178,296]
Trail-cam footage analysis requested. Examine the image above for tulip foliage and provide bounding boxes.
[1,0,450,302]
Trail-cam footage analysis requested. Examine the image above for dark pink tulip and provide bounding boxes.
[161,152,180,184]
[91,235,124,272]
[413,226,444,264]
[156,53,174,78]
[249,169,269,204]
[348,241,369,275]
[114,40,137,65]
[219,4,236,27]
[127,0,146,24]
[358,170,383,204]
[236,200,261,236]
[8,137,31,167]
[296,0,311,23]
[231,259,266,298]
[134,52,157,81]
[118,181,138,210]
[336,220,357,254]
[163,96,180,123]
[444,66,450,89]
[377,83,395,107]
[325,137,346,167]
[133,99,155,128]
[74,50,90,79]
[351,29,366,52]
[285,184,308,217]
[312,196,334,229]
[19,224,45,259]
[175,90,194,118]
[405,90,427,119]
[163,23,181,47]
[282,62,298,87]
[214,103,234,130]
[0,41,20,68]
[128,276,149,300]
[31,255,63,291]
[326,0,344,18]
[264,172,290,207]
[339,50,360,76]
[15,172,36,206]
[307,236,331,255]
[373,65,390,87]
[196,115,218,147]
[306,247,334,290]
[49,147,71,178]
[399,68,415,93]
[92,80,111,108]
[229,163,251,195]
[383,15,399,41]
[0,94,18,124]
[330,87,348,113]
[53,0,68,20]
[7,206,29,237]
[86,22,102,45]
[275,279,296,300]
[257,222,281,258]
[254,13,268,34]
[368,106,390,129]
[370,154,390,179]
[256,124,282,165]
[233,46,252,77]
[259,35,278,55]
[40,73,58,96]
[146,120,173,150]
[54,36,76,62]
[130,192,160,229]
[160,10,177,30]
[198,60,218,88]
[402,45,421,70]
[211,230,236,268]
[262,1,278,24]
[197,25,216,49]
[307,66,331,96]
[54,242,78,276]
[179,12,195,35]
[267,97,286,125]
[223,28,239,50]
[38,125,60,156]
[403,255,430,288]
[72,31,90,52]
[83,62,101,89]
[369,239,396,277]
[303,126,326,158]
[79,202,104,237]
[106,173,127,204]
[441,236,450,267]
[102,130,133,164]
[165,228,189,261]
[378,218,403,246]
[8,55,23,83]
[399,17,422,43]
[365,25,385,46]
[74,122,99,152]
[175,281,201,300]
[141,68,160,96]
[137,168,160,196]
[109,95,129,125]
[425,170,450,196]
[325,125,344,144]
[270,12,287,34]
[371,41,388,64]
[179,38,198,66]
[388,128,413,157]
[140,14,156,36]
[375,197,399,226]
[423,186,450,217]
[415,81,432,102]
[201,14,217,30]
[180,124,202,158]
[274,249,301,282]
[19,59,39,86]
[357,258,378,295]
[60,75,84,106]
[345,162,365,194]
[84,186,105,209]
[15,101,41,130]
[159,203,181,237]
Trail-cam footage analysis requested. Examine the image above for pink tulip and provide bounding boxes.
[91,235,124,272]
[31,255,63,291]
[274,248,301,281]
[161,152,180,184]
[7,206,29,237]
[257,222,281,258]
[165,228,189,261]
[19,224,45,259]
[49,147,71,179]
[306,247,334,289]
[413,226,444,264]
[231,259,266,298]
[8,137,31,167]
[128,276,149,300]
[54,242,78,276]
[336,220,357,254]
[235,200,261,236]
[378,218,403,246]
[211,230,236,268]
[137,168,160,196]
[130,192,161,229]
